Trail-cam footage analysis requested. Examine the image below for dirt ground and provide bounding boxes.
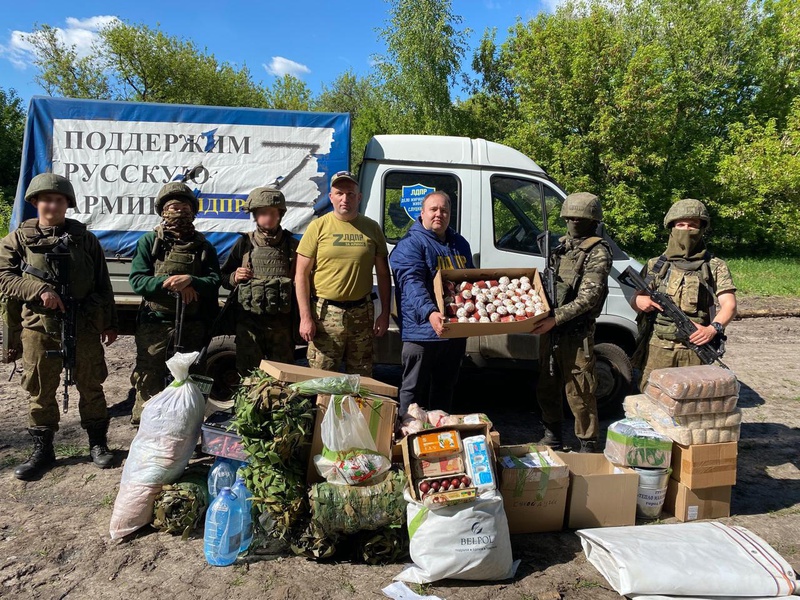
[1,310,799,599]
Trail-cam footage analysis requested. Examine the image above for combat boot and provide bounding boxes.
[87,421,114,469]
[538,422,563,451]
[578,438,598,453]
[14,427,56,481]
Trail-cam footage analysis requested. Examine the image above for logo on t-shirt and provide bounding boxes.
[332,233,366,247]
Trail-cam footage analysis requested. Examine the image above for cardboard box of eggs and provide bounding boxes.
[433,268,551,338]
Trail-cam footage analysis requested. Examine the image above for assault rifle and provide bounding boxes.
[619,266,728,368]
[537,231,559,375]
[44,251,78,413]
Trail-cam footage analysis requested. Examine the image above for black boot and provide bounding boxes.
[87,421,114,469]
[14,427,56,481]
[538,422,563,451]
[578,438,599,453]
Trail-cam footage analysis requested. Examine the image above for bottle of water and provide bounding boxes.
[203,487,243,566]
[231,477,253,553]
[208,457,236,498]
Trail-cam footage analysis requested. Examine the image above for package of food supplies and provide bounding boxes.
[604,417,673,468]
[647,365,739,399]
[394,491,515,584]
[109,352,206,540]
[463,435,496,492]
[313,395,391,485]
[309,471,407,535]
[643,382,738,417]
[624,394,742,445]
[412,429,461,459]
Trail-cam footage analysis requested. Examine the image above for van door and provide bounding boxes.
[466,173,565,363]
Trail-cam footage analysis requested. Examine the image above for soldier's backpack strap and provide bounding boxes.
[570,236,607,286]
[698,253,720,321]
[242,232,255,270]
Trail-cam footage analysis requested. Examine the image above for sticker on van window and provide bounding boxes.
[401,184,435,221]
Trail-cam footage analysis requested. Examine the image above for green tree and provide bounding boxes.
[264,75,312,111]
[374,0,470,135]
[24,21,269,107]
[0,88,25,235]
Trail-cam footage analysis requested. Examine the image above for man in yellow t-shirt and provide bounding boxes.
[296,171,391,375]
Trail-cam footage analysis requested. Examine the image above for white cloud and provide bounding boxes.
[0,15,119,69]
[263,56,311,78]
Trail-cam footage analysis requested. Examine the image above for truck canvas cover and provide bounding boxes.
[13,97,350,259]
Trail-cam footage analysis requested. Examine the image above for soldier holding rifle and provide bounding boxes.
[0,174,118,480]
[629,199,737,386]
[129,181,221,425]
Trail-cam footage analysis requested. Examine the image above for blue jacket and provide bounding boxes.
[389,220,473,342]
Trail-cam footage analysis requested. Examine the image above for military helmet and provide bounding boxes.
[664,198,710,228]
[245,186,286,214]
[560,192,602,221]
[155,181,198,215]
[24,173,76,209]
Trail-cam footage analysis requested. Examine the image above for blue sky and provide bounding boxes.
[0,1,554,105]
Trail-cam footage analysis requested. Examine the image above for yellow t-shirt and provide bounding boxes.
[297,213,388,302]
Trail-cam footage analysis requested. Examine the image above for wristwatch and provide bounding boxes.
[711,322,725,336]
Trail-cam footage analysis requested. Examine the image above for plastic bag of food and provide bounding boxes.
[288,374,363,396]
[313,395,390,485]
[647,365,739,399]
[604,416,673,468]
[109,352,206,539]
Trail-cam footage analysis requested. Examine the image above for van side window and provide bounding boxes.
[543,184,568,239]
[491,176,545,255]
[382,171,460,244]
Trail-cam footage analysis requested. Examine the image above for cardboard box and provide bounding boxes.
[307,394,398,484]
[665,479,732,522]
[401,422,494,505]
[433,268,550,338]
[260,360,398,398]
[558,452,639,529]
[670,442,737,489]
[497,445,570,534]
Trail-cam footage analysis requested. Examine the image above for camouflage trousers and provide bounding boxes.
[235,311,295,376]
[537,328,599,440]
[21,327,109,431]
[307,297,374,376]
[639,337,704,388]
[130,319,206,423]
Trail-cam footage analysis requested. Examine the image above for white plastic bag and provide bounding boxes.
[395,491,515,584]
[579,522,799,597]
[109,352,206,540]
[313,395,390,485]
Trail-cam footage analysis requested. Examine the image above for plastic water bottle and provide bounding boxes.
[231,477,253,553]
[208,457,236,498]
[203,487,243,566]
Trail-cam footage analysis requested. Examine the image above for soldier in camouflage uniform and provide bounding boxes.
[221,186,298,374]
[295,171,391,376]
[129,182,221,424]
[0,174,118,479]
[632,199,737,386]
[532,192,612,453]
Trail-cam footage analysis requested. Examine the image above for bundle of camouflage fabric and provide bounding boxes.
[151,469,209,539]
[232,371,314,545]
[309,471,407,535]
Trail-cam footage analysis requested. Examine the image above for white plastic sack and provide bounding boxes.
[313,394,390,485]
[579,522,799,598]
[109,352,206,540]
[395,491,515,584]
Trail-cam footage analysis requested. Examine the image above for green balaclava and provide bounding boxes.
[666,227,706,261]
[567,218,598,240]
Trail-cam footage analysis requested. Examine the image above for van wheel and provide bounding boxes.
[203,336,239,404]
[594,343,632,418]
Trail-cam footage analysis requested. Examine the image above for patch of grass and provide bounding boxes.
[83,473,97,485]
[100,493,114,507]
[340,581,356,594]
[54,444,88,458]
[0,453,24,469]
[724,257,800,297]
[230,564,248,587]
[411,584,432,595]
[574,579,600,589]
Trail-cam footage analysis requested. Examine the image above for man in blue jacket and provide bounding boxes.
[389,191,473,415]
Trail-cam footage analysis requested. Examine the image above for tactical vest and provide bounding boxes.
[19,218,95,301]
[553,236,609,321]
[651,256,717,341]
[146,226,207,316]
[237,231,293,316]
